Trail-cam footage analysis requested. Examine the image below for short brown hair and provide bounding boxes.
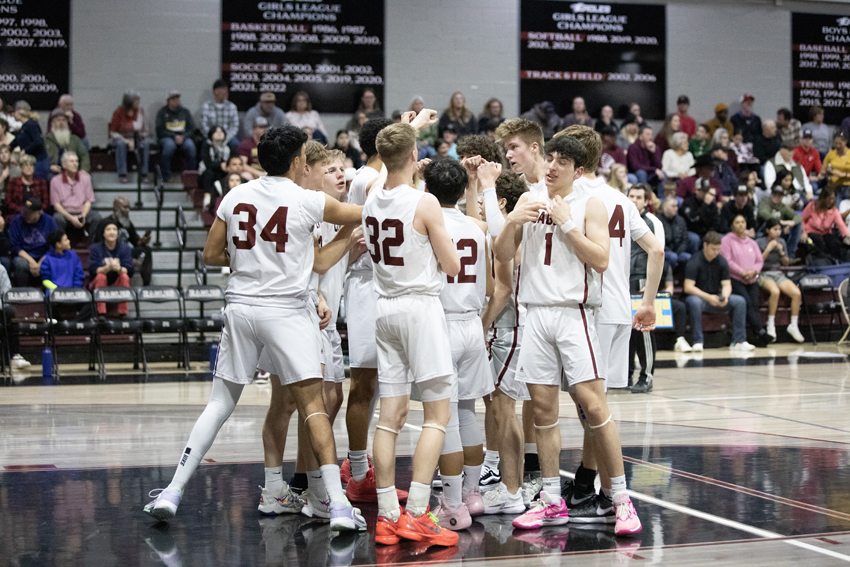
[324,149,345,164]
[494,170,528,213]
[495,119,544,156]
[290,91,312,112]
[704,231,722,246]
[456,134,504,166]
[377,123,417,173]
[554,125,601,173]
[304,140,327,167]
[628,183,652,203]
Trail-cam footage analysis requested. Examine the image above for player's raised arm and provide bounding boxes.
[493,192,541,264]
[323,194,363,226]
[415,192,460,277]
[203,218,229,267]
[550,194,609,273]
[477,161,504,234]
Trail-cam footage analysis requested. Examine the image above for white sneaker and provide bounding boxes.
[482,483,526,515]
[11,354,31,369]
[301,490,331,519]
[258,482,304,515]
[674,336,692,352]
[729,341,756,352]
[765,323,777,342]
[786,322,805,343]
[521,473,543,508]
[692,343,704,352]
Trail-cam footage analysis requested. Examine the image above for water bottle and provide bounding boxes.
[209,342,219,372]
[42,347,53,379]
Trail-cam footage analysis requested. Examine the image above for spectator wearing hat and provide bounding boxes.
[764,141,813,201]
[156,90,197,183]
[803,106,831,157]
[109,91,150,184]
[711,144,738,198]
[242,91,289,140]
[40,229,85,292]
[794,129,824,191]
[50,151,101,238]
[237,116,268,178]
[627,124,663,185]
[680,178,720,243]
[599,125,628,179]
[200,79,240,153]
[45,109,90,176]
[706,103,734,139]
[562,96,593,129]
[753,120,782,165]
[677,153,723,203]
[676,95,696,138]
[49,95,87,148]
[89,220,133,316]
[5,154,48,221]
[823,131,850,193]
[719,185,757,236]
[284,91,326,140]
[520,101,562,140]
[758,182,802,256]
[776,108,802,148]
[731,94,762,144]
[9,101,50,180]
[9,196,55,287]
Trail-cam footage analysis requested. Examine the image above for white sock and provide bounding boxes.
[307,470,327,500]
[767,315,775,326]
[542,477,560,501]
[407,481,432,517]
[377,486,400,521]
[441,473,463,507]
[483,450,500,469]
[265,466,283,494]
[611,475,627,500]
[601,487,612,499]
[320,464,346,504]
[349,449,369,482]
[502,481,521,497]
[462,465,481,495]
[791,315,799,326]
[524,443,537,454]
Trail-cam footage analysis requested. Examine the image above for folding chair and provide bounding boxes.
[2,288,49,376]
[48,288,100,377]
[184,285,225,369]
[93,287,145,376]
[838,278,850,345]
[798,273,840,346]
[137,286,189,370]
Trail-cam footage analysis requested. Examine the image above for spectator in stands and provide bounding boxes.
[688,124,711,159]
[9,197,55,287]
[284,91,327,141]
[594,105,616,134]
[0,96,21,131]
[628,125,663,185]
[40,229,85,292]
[678,153,722,202]
[207,156,245,212]
[0,117,14,149]
[478,97,505,136]
[0,144,20,205]
[599,126,627,179]
[680,179,719,241]
[757,218,805,343]
[658,197,694,268]
[776,108,801,147]
[731,93,761,144]
[684,231,753,351]
[198,125,231,206]
[719,185,757,236]
[606,163,631,194]
[50,152,101,238]
[156,90,197,183]
[109,91,150,184]
[442,125,459,160]
[562,96,593,128]
[795,129,824,191]
[346,88,382,131]
[754,120,782,165]
[711,144,738,198]
[10,102,49,180]
[711,127,739,176]
[200,79,240,154]
[802,185,850,262]
[706,103,734,139]
[333,130,362,168]
[617,114,640,151]
[676,95,696,137]
[764,141,813,204]
[50,95,88,149]
[823,131,850,195]
[0,213,9,273]
[0,252,31,368]
[721,215,768,346]
[95,197,152,286]
[662,131,695,183]
[89,220,133,316]
[758,182,802,256]
[730,130,760,175]
[628,102,644,125]
[434,138,451,161]
[46,109,90,177]
[655,113,681,155]
[520,101,561,140]
[5,154,48,220]
[439,91,477,138]
[803,106,831,157]
[238,117,268,178]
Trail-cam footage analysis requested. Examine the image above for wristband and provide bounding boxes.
[559,219,577,234]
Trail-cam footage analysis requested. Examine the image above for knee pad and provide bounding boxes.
[587,415,613,430]
[418,374,452,402]
[376,424,399,435]
[534,419,559,430]
[458,399,482,448]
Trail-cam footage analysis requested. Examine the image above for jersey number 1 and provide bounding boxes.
[608,204,625,247]
[232,203,289,252]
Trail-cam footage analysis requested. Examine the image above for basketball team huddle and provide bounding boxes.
[143,108,665,548]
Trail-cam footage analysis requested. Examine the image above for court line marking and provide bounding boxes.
[559,470,850,563]
[591,391,850,405]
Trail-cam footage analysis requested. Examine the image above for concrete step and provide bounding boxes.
[147,271,228,289]
[149,250,202,271]
[93,207,206,228]
[93,188,193,207]
[93,181,184,192]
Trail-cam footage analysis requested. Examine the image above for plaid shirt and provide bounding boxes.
[200,100,240,143]
[779,118,802,147]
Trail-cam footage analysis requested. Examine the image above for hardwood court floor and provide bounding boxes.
[1,343,849,565]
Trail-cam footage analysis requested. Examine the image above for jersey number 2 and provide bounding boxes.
[447,239,477,283]
[364,217,404,266]
[232,203,289,252]
[608,204,625,247]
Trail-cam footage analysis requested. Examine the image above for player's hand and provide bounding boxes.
[460,155,484,176]
[632,303,656,332]
[416,158,431,178]
[411,109,438,129]
[317,298,332,330]
[350,227,367,256]
[400,111,417,124]
[547,195,572,227]
[506,200,546,226]
[477,161,502,188]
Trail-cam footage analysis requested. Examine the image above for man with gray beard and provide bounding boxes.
[94,197,152,285]
[46,109,90,175]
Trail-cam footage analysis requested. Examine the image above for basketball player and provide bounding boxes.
[424,159,492,530]
[143,125,367,533]
[364,115,462,547]
[555,126,661,529]
[493,134,641,535]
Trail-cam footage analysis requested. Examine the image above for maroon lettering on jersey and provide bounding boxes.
[535,210,555,225]
[364,216,405,266]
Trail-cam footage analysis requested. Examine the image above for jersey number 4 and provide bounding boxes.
[364,216,404,266]
[232,203,289,252]
[447,239,477,283]
[608,204,625,247]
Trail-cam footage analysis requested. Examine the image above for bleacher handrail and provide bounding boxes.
[194,249,207,286]
[152,165,165,248]
[175,205,188,287]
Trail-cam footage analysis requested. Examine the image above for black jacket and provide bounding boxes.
[719,201,756,233]
[680,194,718,237]
[658,212,689,254]
[753,134,781,164]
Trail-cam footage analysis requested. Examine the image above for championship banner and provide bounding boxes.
[792,12,850,125]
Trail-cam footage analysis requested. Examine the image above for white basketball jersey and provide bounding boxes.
[440,207,486,313]
[317,222,346,328]
[519,186,602,308]
[487,233,526,328]
[364,185,442,298]
[574,176,650,324]
[347,165,381,274]
[217,176,325,304]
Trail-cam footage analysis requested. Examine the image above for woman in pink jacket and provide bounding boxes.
[721,215,769,345]
[802,186,850,262]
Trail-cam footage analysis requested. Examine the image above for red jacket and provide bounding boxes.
[793,145,821,176]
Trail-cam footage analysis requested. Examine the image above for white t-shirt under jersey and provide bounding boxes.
[347,165,381,274]
[440,207,486,314]
[574,176,650,325]
[363,185,442,298]
[217,176,325,305]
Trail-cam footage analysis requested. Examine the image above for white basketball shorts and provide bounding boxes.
[344,274,378,369]
[323,327,346,384]
[447,314,494,401]
[596,322,631,390]
[488,325,529,401]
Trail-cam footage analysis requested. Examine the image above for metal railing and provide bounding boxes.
[151,165,165,249]
[175,206,188,288]
[134,131,145,209]
[194,249,207,286]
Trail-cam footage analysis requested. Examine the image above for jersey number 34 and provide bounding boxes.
[232,203,289,252]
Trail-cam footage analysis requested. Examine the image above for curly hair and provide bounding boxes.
[495,170,528,213]
[456,134,504,166]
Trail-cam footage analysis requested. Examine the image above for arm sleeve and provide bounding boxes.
[481,187,505,236]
